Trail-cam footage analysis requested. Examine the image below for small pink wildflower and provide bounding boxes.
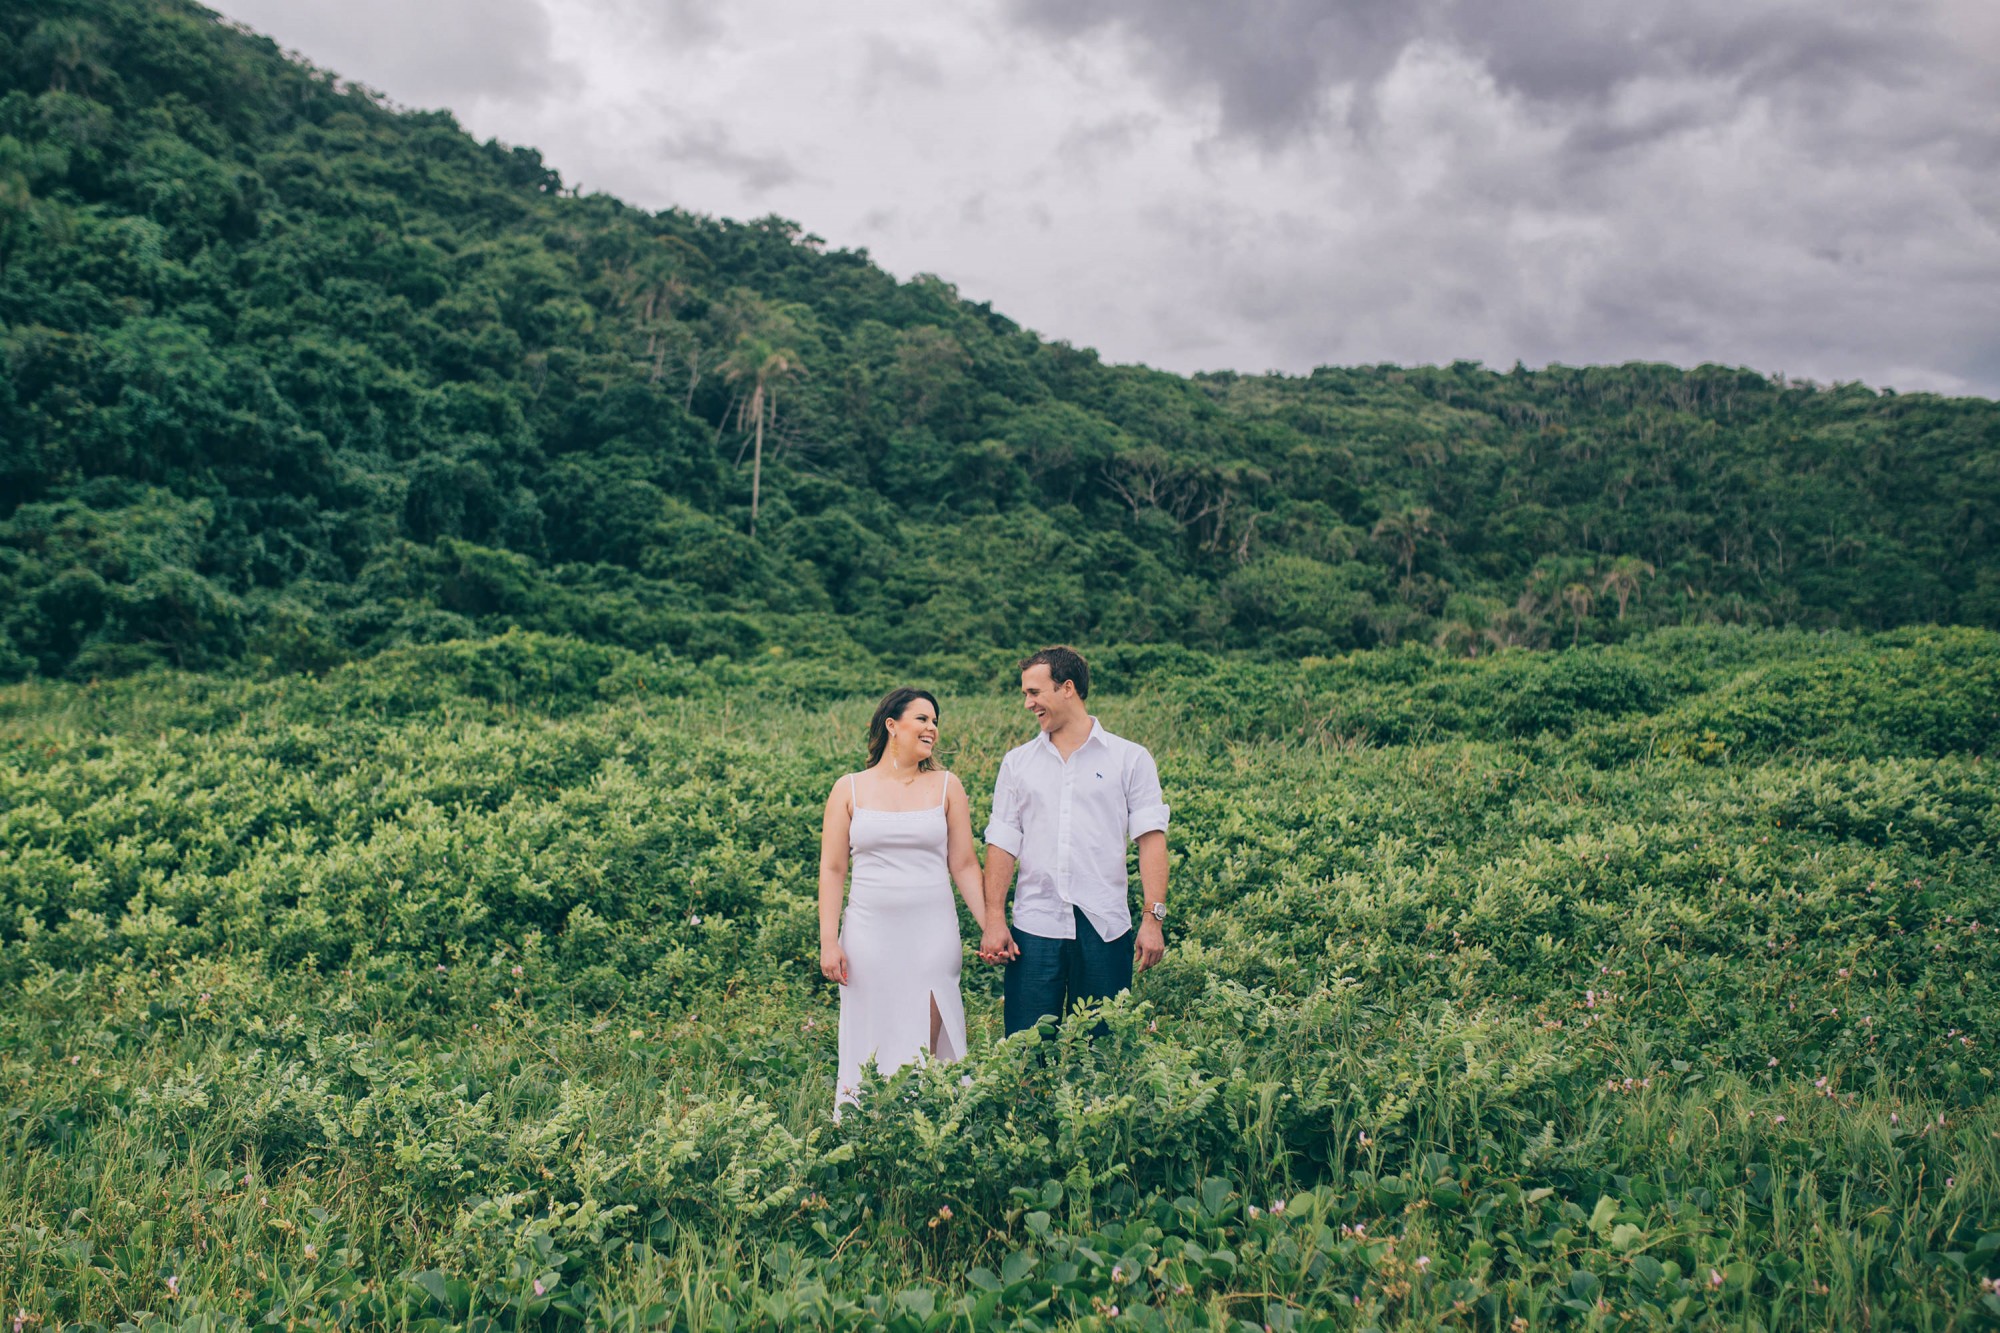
[938,1205,953,1220]
[167,1276,180,1298]
[534,1279,546,1297]
[1247,1205,1262,1219]
[303,1242,317,1257]
[1768,1057,1779,1067]
[1773,1115,1786,1124]
[1709,1269,1723,1289]
[1415,1255,1432,1271]
[1946,1178,1956,1189]
[1270,1199,1285,1215]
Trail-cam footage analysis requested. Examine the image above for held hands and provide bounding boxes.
[1134,918,1166,973]
[820,940,850,985]
[979,921,1020,965]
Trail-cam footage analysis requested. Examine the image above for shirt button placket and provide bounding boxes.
[1056,765,1073,907]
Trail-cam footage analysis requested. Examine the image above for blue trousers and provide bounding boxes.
[1003,906,1134,1036]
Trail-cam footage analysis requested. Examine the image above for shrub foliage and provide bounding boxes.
[3,629,1998,1328]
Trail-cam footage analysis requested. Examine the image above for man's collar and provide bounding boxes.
[1035,716,1104,755]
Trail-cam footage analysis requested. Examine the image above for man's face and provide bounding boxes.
[1020,664,1077,732]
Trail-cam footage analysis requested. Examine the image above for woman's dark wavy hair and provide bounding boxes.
[866,687,941,771]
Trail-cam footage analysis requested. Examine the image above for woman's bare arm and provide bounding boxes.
[943,772,986,930]
[818,778,852,984]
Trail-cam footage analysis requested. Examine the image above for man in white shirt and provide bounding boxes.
[978,646,1171,1036]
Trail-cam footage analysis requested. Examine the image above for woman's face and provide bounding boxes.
[888,698,940,762]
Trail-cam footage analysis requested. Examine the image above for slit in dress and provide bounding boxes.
[929,991,958,1061]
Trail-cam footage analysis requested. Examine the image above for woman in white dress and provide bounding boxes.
[818,687,986,1113]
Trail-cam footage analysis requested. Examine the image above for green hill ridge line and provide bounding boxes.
[3,0,1997,681]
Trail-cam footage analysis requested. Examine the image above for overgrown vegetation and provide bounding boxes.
[5,2,1999,1327]
[4,0,1999,684]
[3,628,1998,1328]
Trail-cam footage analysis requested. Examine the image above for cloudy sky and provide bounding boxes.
[213,0,2000,396]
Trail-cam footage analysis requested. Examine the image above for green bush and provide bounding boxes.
[2,630,1998,1329]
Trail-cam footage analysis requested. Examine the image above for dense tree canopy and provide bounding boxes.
[3,0,1997,681]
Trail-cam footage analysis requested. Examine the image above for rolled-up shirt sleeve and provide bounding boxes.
[983,754,1026,856]
[1125,746,1171,841]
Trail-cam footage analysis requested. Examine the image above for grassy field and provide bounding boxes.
[2,628,1998,1330]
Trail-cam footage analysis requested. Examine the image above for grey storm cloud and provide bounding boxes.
[659,121,803,195]
[860,35,946,94]
[211,0,2000,396]
[1009,0,2000,393]
[1056,113,1159,171]
[1005,0,1950,143]
[222,0,571,107]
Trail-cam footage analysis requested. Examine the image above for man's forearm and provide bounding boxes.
[1136,831,1168,911]
[982,846,1017,927]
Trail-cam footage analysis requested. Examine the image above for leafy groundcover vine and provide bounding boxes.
[2,627,1997,1329]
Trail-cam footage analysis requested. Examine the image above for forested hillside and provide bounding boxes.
[2,0,1997,683]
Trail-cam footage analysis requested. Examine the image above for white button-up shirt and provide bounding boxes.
[983,719,1170,941]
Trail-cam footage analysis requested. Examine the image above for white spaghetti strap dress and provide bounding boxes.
[835,772,968,1113]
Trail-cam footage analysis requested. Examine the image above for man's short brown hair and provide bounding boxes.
[1019,645,1089,700]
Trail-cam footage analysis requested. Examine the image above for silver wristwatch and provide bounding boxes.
[1144,902,1167,923]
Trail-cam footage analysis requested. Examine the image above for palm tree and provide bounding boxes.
[613,237,701,386]
[721,327,803,539]
[1562,582,1595,645]
[1371,506,1439,581]
[1598,556,1656,620]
